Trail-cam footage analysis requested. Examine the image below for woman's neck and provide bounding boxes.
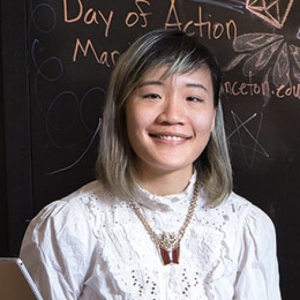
[138,166,193,196]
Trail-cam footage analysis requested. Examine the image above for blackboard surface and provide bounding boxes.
[0,2,9,254]
[2,0,300,299]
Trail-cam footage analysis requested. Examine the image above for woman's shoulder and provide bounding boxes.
[20,181,107,283]
[31,180,110,227]
[62,179,106,203]
[223,192,276,235]
[21,180,116,253]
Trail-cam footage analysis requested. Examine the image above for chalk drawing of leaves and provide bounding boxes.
[242,39,283,76]
[290,44,300,70]
[293,67,300,82]
[232,33,283,52]
[272,43,290,86]
[223,53,250,71]
[224,32,300,88]
[289,45,300,82]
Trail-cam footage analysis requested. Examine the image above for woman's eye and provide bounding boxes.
[186,96,203,102]
[142,93,161,99]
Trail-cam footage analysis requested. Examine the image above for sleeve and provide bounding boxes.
[233,205,281,300]
[20,198,98,300]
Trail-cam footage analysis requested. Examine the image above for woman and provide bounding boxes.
[20,29,281,300]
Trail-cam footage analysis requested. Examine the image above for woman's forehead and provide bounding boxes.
[138,65,212,85]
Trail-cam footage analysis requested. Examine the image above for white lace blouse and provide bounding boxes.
[20,175,281,300]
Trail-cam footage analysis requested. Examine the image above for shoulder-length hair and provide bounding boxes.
[96,29,232,205]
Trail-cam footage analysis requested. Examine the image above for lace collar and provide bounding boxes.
[135,172,197,212]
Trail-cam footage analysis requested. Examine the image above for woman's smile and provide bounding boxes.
[149,132,191,142]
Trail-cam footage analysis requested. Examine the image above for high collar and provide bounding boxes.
[135,172,198,212]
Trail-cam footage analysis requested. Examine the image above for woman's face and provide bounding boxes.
[125,66,216,177]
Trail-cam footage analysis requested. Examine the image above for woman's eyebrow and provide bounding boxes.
[138,80,164,88]
[137,81,208,93]
[186,83,208,92]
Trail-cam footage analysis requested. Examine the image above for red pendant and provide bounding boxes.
[160,245,180,265]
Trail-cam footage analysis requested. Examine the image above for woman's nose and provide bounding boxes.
[156,96,185,125]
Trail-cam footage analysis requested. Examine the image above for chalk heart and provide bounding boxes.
[246,0,294,29]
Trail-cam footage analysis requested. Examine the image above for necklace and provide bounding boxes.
[130,180,199,265]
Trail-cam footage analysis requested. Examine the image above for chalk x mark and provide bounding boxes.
[227,111,269,167]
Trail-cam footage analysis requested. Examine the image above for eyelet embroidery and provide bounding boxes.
[80,182,244,300]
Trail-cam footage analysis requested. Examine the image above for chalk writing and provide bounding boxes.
[275,83,300,99]
[73,38,120,67]
[63,0,114,37]
[125,0,152,28]
[62,0,239,65]
[224,72,300,101]
[224,72,270,98]
[165,0,238,40]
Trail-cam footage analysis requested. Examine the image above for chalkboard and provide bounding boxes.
[2,0,300,299]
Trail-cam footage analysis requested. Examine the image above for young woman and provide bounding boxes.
[20,29,281,300]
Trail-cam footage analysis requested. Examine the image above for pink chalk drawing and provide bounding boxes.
[246,0,294,29]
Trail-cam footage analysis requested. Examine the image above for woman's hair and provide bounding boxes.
[96,28,232,205]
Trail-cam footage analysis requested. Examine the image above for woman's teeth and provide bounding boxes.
[158,135,185,141]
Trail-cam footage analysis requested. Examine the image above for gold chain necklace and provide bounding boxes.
[130,180,199,265]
